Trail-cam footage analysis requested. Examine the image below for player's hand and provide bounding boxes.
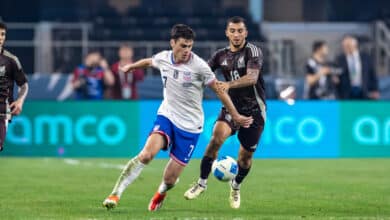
[215,81,230,93]
[10,99,24,115]
[232,114,253,128]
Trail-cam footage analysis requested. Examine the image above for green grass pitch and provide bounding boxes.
[0,158,389,220]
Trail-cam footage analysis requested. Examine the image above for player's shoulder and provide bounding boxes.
[190,52,209,68]
[2,49,22,69]
[153,50,170,60]
[213,46,230,57]
[245,42,262,57]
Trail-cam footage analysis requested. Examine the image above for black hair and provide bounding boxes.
[312,40,327,53]
[170,24,195,40]
[0,21,7,31]
[226,16,247,28]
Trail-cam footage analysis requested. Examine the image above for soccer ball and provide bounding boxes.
[212,156,238,182]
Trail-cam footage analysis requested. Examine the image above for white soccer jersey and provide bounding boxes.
[152,50,216,133]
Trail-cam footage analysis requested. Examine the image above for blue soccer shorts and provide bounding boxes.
[149,115,200,166]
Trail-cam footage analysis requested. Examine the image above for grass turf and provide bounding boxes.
[0,158,389,220]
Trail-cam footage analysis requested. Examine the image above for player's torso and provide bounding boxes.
[215,45,266,115]
[0,54,15,101]
[157,52,206,133]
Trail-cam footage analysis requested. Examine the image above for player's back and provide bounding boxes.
[152,50,215,133]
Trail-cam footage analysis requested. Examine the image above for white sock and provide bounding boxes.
[198,178,207,187]
[157,182,175,194]
[231,179,240,190]
[111,157,145,197]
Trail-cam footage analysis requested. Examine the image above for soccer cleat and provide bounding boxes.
[184,183,206,200]
[102,195,119,210]
[148,192,166,211]
[229,188,240,209]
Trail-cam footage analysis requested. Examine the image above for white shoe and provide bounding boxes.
[184,183,206,200]
[229,187,240,209]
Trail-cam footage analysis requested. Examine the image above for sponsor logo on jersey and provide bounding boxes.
[221,59,228,66]
[0,65,5,76]
[237,56,245,68]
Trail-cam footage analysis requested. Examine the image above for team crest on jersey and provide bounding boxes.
[183,72,192,82]
[237,56,245,68]
[0,66,5,76]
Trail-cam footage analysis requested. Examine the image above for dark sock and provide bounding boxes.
[200,156,214,179]
[235,164,251,184]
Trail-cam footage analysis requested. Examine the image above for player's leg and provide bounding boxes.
[184,121,232,199]
[229,122,264,209]
[0,118,7,152]
[103,115,171,210]
[150,125,199,211]
[148,158,184,211]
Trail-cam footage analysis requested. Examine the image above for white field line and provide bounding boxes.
[63,159,125,170]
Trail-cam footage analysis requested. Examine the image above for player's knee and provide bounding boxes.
[138,151,154,164]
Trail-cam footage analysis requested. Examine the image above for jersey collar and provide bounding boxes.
[171,51,192,65]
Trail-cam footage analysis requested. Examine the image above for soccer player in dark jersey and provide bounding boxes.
[0,21,29,152]
[184,16,266,209]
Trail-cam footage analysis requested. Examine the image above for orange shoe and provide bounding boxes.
[148,192,166,211]
[102,195,120,210]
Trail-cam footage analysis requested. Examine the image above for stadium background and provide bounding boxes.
[1,1,390,219]
[1,0,390,158]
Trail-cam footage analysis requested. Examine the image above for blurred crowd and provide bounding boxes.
[71,35,380,101]
[303,35,379,100]
[71,44,144,100]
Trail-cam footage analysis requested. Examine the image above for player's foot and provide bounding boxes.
[148,192,166,211]
[102,195,119,210]
[184,183,206,200]
[229,187,240,209]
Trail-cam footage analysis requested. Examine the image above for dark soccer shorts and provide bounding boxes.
[149,115,200,166]
[217,107,265,152]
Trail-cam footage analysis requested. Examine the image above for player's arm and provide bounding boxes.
[10,82,28,115]
[228,68,259,89]
[209,80,253,128]
[120,58,153,73]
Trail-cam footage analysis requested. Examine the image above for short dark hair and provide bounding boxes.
[170,24,195,40]
[0,21,7,31]
[226,16,246,28]
[312,40,327,53]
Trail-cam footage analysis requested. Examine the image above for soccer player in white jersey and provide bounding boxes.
[102,24,253,211]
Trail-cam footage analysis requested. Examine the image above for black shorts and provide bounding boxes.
[216,107,265,152]
[0,117,8,150]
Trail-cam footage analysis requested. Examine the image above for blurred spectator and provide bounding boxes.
[106,44,144,100]
[335,36,379,100]
[72,51,114,100]
[305,41,339,100]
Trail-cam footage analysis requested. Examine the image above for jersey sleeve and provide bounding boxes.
[305,59,317,75]
[207,50,220,72]
[199,59,216,86]
[11,56,28,86]
[247,45,263,70]
[151,51,167,69]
